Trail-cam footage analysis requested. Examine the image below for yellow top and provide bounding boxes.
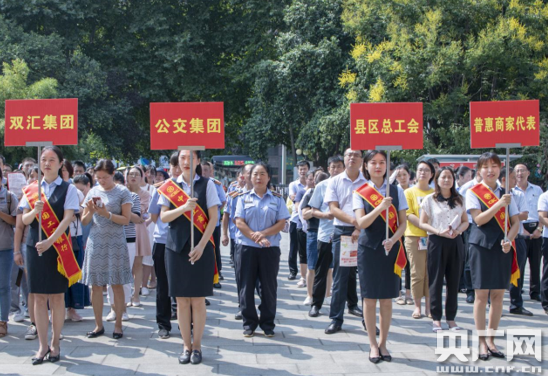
[404,185,434,237]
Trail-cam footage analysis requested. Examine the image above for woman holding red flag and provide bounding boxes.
[466,152,520,360]
[353,150,408,364]
[20,146,80,365]
[159,150,220,365]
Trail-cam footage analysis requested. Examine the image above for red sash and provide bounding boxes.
[23,182,82,287]
[158,179,219,284]
[470,184,520,287]
[354,183,407,277]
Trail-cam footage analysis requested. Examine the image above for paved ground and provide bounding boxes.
[1,234,547,375]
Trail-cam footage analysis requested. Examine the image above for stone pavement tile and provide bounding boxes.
[295,360,346,374]
[256,353,332,364]
[0,349,34,364]
[252,335,322,347]
[138,362,218,374]
[358,343,434,353]
[0,363,61,375]
[218,345,291,355]
[218,362,298,375]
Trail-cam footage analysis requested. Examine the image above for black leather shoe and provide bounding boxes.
[179,350,191,364]
[308,306,320,317]
[32,347,50,365]
[47,348,60,363]
[380,353,392,362]
[205,299,210,306]
[264,329,275,337]
[369,350,382,364]
[288,272,297,280]
[158,329,170,339]
[487,347,505,358]
[235,311,243,320]
[190,350,202,364]
[510,307,533,316]
[466,294,475,304]
[86,327,105,338]
[213,283,222,289]
[478,353,490,361]
[531,294,541,302]
[113,331,123,339]
[325,323,342,334]
[348,306,363,317]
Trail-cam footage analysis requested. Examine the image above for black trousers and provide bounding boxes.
[509,238,528,310]
[329,226,359,325]
[288,222,299,275]
[230,238,235,262]
[427,235,464,321]
[152,243,171,331]
[297,228,307,265]
[213,226,222,272]
[540,238,548,310]
[524,222,543,297]
[312,240,333,309]
[461,227,474,294]
[238,245,280,332]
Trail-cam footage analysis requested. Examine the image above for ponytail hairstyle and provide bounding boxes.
[362,150,388,181]
[177,149,202,176]
[41,146,64,177]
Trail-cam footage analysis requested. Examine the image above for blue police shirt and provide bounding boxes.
[19,176,80,213]
[148,188,168,244]
[211,178,226,227]
[234,188,290,248]
[308,179,333,243]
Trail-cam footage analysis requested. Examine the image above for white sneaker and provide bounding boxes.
[25,324,37,340]
[141,287,150,296]
[324,296,332,306]
[12,311,25,322]
[106,310,116,322]
[122,312,129,321]
[297,278,306,288]
[303,296,312,305]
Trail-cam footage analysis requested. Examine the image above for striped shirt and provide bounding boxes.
[124,192,141,241]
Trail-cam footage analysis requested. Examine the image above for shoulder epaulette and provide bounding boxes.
[212,178,222,186]
[272,191,282,198]
[228,190,240,198]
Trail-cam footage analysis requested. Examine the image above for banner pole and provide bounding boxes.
[37,145,43,255]
[190,150,195,261]
[505,147,510,241]
[385,150,391,256]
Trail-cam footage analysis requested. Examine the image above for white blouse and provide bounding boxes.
[420,193,465,235]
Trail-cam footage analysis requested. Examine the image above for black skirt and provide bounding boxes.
[26,244,68,294]
[165,241,214,297]
[358,241,401,299]
[469,243,512,290]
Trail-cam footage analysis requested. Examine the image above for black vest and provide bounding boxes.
[27,180,70,247]
[166,176,209,253]
[358,184,399,250]
[468,188,506,249]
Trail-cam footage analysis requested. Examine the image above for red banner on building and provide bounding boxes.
[350,102,423,150]
[4,99,78,146]
[469,100,539,148]
[150,102,225,150]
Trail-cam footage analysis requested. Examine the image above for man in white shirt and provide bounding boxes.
[514,164,544,302]
[323,149,365,334]
[287,161,309,280]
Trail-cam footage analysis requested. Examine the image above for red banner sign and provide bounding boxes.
[469,100,539,149]
[4,99,78,146]
[350,102,423,150]
[150,102,225,150]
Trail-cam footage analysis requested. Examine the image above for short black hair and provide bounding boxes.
[113,171,125,184]
[417,160,436,184]
[499,166,514,180]
[73,160,86,170]
[95,159,116,175]
[296,160,310,170]
[428,158,440,166]
[327,155,344,167]
[456,166,471,178]
[476,152,501,171]
[73,174,91,186]
[170,152,179,167]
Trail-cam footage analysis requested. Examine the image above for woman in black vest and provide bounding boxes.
[159,150,220,365]
[353,150,408,364]
[21,146,80,364]
[465,152,519,360]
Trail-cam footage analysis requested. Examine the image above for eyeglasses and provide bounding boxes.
[128,173,140,178]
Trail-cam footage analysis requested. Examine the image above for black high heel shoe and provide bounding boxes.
[86,327,105,338]
[32,347,51,365]
[369,350,382,364]
[380,352,392,362]
[48,348,61,363]
[113,330,123,339]
[487,347,505,358]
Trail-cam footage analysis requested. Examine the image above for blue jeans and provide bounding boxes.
[0,249,13,322]
[306,231,318,270]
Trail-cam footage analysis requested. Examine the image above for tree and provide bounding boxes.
[341,0,548,170]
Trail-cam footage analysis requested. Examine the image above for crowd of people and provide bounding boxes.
[0,148,546,366]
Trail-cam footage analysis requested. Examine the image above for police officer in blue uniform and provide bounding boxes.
[234,162,289,337]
